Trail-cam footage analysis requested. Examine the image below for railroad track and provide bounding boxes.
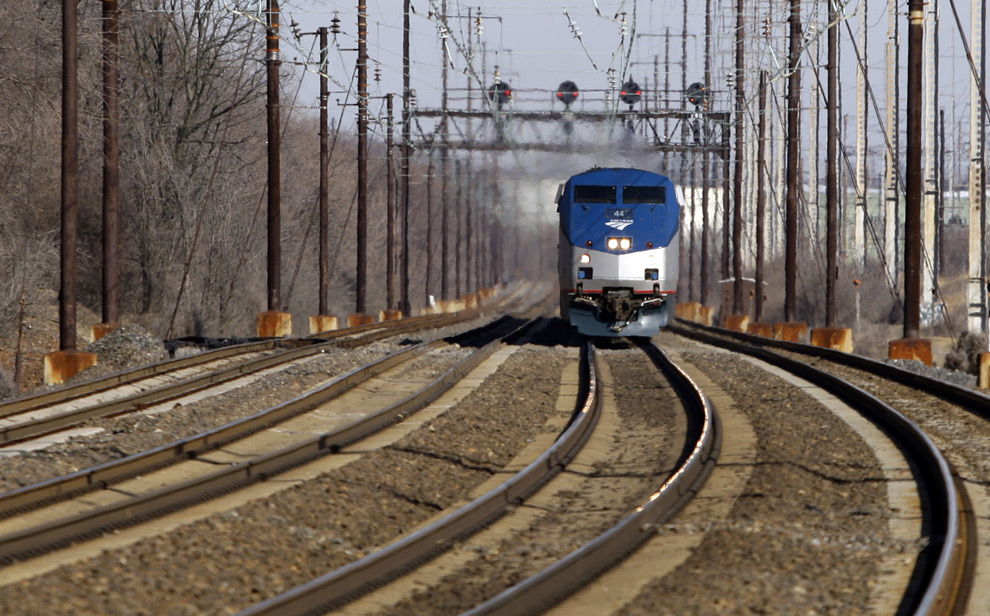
[670,320,977,616]
[0,314,539,568]
[237,338,719,616]
[0,284,529,452]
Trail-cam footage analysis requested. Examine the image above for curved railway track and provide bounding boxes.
[2,301,974,615]
[238,338,719,616]
[670,320,976,616]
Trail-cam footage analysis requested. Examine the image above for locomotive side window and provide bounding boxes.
[574,185,617,204]
[623,185,666,204]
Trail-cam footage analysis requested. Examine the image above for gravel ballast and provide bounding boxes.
[0,319,492,493]
[614,338,916,616]
[0,344,567,615]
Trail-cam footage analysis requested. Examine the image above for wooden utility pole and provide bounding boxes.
[731,0,744,315]
[784,0,802,322]
[922,4,939,328]
[700,0,712,307]
[756,71,768,323]
[256,0,291,337]
[440,0,450,300]
[386,93,396,310]
[826,0,839,326]
[318,27,329,316]
[969,0,988,332]
[885,4,901,292]
[60,0,80,352]
[266,0,282,313]
[356,1,369,314]
[855,0,868,267]
[904,0,924,339]
[101,0,120,332]
[427,160,435,305]
[401,0,412,315]
[45,0,96,383]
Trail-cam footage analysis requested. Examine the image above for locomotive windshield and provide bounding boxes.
[622,185,666,204]
[574,185,617,204]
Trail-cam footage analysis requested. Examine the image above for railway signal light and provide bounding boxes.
[620,80,641,106]
[487,82,512,109]
[686,82,707,108]
[556,80,579,107]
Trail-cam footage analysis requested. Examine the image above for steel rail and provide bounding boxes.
[670,323,968,616]
[236,340,603,616]
[672,319,990,414]
[0,338,436,518]
[0,316,535,564]
[0,342,335,445]
[0,339,285,419]
[0,293,517,446]
[460,340,721,616]
[0,281,519,424]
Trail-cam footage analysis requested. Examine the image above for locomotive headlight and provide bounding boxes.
[606,237,632,251]
[579,253,591,264]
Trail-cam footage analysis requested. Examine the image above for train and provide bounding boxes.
[556,167,681,337]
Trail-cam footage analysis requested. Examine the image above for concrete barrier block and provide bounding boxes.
[44,350,98,385]
[437,299,465,314]
[681,302,701,322]
[773,322,808,343]
[724,314,749,333]
[977,352,989,389]
[888,337,933,366]
[746,322,774,338]
[91,322,119,342]
[308,315,338,335]
[811,327,854,353]
[697,306,714,326]
[257,311,292,338]
[378,309,403,322]
[347,313,375,328]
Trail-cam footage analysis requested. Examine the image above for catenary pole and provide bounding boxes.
[319,27,329,316]
[904,0,924,338]
[756,71,768,323]
[266,0,282,312]
[60,0,79,351]
[401,0,412,315]
[826,0,839,326]
[102,0,120,327]
[731,0,745,315]
[386,93,396,310]
[784,0,802,322]
[356,1,369,314]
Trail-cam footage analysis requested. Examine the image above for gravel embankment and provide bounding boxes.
[0,343,567,616]
[614,336,919,615]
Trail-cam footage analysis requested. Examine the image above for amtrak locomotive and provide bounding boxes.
[557,167,680,337]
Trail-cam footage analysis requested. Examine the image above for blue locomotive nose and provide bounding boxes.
[557,167,681,337]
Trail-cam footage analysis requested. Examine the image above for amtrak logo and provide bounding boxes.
[605,219,633,231]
